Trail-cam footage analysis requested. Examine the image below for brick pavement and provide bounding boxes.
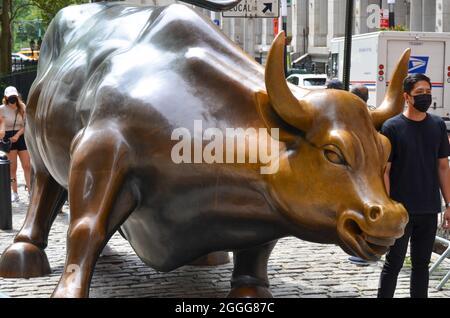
[1,167,450,298]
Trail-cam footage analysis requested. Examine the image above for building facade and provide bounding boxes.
[107,0,450,68]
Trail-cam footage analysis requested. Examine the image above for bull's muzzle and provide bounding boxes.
[337,202,409,261]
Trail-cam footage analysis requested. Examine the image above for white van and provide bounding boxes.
[330,31,450,128]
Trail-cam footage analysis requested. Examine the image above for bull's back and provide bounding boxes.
[27,3,161,186]
[28,2,266,189]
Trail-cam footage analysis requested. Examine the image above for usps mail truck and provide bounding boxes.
[330,32,450,127]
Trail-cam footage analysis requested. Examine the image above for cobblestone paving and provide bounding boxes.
[1,168,450,298]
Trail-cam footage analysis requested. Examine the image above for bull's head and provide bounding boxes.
[259,32,409,261]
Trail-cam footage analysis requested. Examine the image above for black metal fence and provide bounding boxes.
[11,58,37,73]
[0,62,38,102]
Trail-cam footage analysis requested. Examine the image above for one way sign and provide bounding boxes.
[222,0,279,18]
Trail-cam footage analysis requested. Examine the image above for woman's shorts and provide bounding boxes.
[5,130,27,152]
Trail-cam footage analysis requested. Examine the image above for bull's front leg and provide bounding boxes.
[0,171,67,278]
[228,240,277,298]
[52,128,136,298]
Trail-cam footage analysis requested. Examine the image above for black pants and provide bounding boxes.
[378,213,438,298]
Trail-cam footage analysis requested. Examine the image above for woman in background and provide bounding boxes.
[0,86,31,202]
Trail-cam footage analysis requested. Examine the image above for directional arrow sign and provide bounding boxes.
[222,0,279,18]
[262,3,272,13]
[256,0,279,17]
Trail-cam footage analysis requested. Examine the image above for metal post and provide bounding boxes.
[248,17,255,59]
[281,0,288,75]
[0,152,12,230]
[244,17,248,53]
[388,0,396,28]
[343,0,354,91]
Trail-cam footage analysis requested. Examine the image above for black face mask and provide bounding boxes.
[411,94,432,113]
[7,96,17,105]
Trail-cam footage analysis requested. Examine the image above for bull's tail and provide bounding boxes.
[180,0,241,11]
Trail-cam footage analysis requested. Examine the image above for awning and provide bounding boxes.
[293,53,310,65]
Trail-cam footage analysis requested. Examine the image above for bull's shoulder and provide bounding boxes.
[136,3,225,51]
[40,4,107,60]
[135,3,260,75]
[39,3,153,67]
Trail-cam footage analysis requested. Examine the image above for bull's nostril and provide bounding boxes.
[369,206,382,222]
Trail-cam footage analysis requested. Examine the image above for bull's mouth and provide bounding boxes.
[338,217,396,261]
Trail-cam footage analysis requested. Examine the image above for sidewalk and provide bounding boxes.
[1,168,450,298]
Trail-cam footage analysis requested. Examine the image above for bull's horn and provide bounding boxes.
[371,48,411,130]
[265,31,313,132]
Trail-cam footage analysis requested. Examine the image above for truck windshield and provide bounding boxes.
[303,78,326,86]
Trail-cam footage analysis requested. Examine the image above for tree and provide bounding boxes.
[1,0,38,74]
[0,0,12,74]
[12,0,40,52]
[1,0,42,74]
[30,0,88,25]
[0,0,88,74]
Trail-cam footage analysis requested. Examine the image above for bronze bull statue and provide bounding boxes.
[0,1,409,298]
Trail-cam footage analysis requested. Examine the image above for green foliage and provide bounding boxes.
[380,25,409,31]
[10,0,89,52]
[30,0,90,25]
[404,256,412,268]
[12,0,42,51]
[0,79,7,97]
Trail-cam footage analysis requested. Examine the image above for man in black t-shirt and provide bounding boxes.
[378,73,450,298]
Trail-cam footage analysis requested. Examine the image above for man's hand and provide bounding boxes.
[443,207,450,229]
[0,130,4,139]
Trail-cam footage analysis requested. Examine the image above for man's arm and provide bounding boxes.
[438,157,450,229]
[384,162,391,196]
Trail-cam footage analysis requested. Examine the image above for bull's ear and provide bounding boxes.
[255,91,300,143]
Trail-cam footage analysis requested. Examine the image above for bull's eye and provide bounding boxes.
[324,148,347,166]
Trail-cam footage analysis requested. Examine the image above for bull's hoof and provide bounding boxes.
[190,251,230,266]
[227,286,273,298]
[0,242,51,278]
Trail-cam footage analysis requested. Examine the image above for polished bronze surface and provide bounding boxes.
[0,242,51,278]
[190,251,231,266]
[0,2,409,298]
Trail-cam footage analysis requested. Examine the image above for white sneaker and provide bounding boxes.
[11,192,19,203]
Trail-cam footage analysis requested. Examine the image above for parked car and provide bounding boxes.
[12,53,35,72]
[18,48,39,60]
[286,74,328,90]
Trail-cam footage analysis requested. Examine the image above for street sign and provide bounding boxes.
[222,0,279,18]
